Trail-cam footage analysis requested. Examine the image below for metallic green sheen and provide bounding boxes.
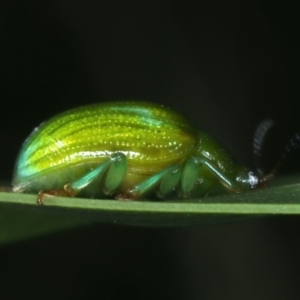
[12,101,254,197]
[12,101,199,193]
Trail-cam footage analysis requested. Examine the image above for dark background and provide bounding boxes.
[1,1,300,299]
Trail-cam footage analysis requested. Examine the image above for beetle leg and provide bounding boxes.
[37,188,72,205]
[37,152,127,204]
[118,164,181,200]
[192,156,237,192]
[103,152,127,195]
[180,156,200,195]
[69,152,126,193]
[0,186,13,192]
[158,164,181,197]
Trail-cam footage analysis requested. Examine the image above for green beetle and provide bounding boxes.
[12,101,261,203]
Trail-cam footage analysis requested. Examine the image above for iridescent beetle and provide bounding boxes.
[11,101,270,203]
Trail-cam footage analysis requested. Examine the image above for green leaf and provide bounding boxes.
[0,175,300,245]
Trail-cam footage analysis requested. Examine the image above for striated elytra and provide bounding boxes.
[12,101,261,202]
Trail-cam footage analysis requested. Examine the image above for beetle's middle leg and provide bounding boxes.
[118,164,181,200]
[37,152,127,204]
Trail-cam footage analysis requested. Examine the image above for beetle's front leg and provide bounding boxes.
[180,155,239,196]
[37,152,127,204]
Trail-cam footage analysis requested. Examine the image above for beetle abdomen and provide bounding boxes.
[13,101,198,192]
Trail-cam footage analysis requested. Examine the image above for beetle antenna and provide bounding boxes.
[254,120,300,183]
[268,132,300,178]
[253,119,274,178]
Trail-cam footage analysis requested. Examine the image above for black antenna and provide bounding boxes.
[253,119,274,178]
[270,132,300,176]
[253,119,300,183]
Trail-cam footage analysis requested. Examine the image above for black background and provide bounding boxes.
[1,1,300,299]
